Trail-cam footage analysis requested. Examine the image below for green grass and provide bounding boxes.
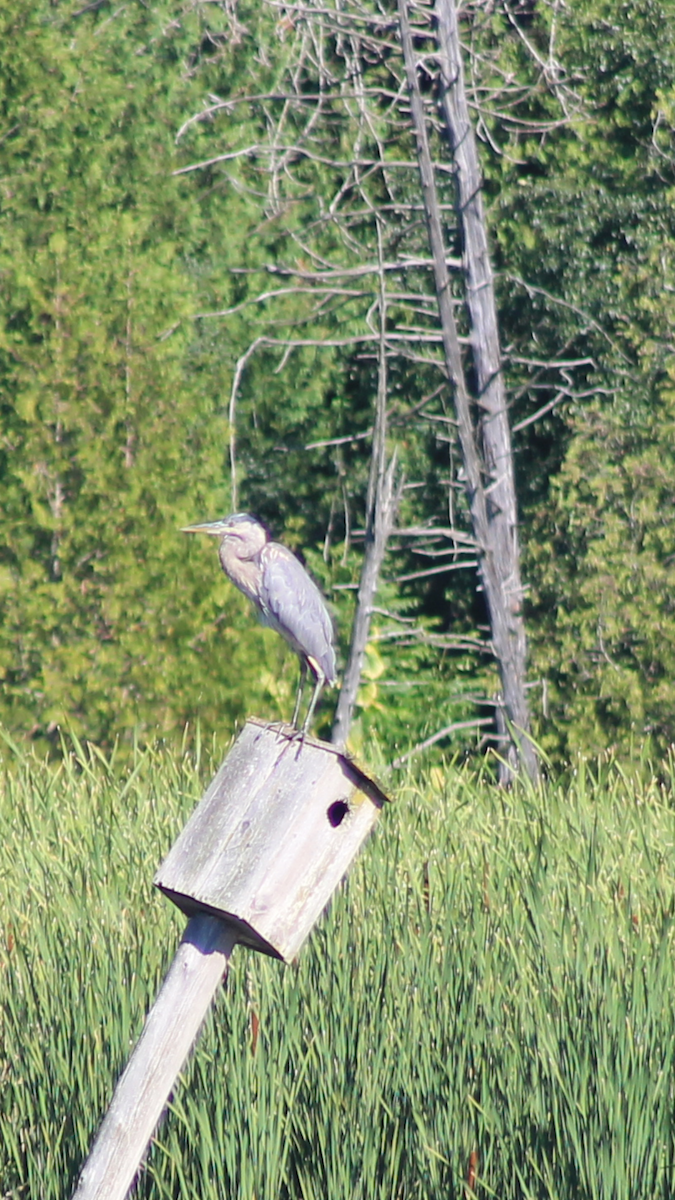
[2,735,675,1199]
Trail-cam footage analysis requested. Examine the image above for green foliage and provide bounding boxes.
[3,740,675,1197]
[0,0,473,760]
[0,1,311,750]
[3,0,675,763]
[528,247,675,757]
[472,0,675,758]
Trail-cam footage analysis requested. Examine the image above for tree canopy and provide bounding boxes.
[1,0,674,764]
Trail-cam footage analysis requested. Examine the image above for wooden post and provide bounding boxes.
[71,720,387,1200]
[72,915,235,1200]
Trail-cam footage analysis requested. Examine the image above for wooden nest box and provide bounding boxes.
[73,718,388,1200]
[154,717,388,963]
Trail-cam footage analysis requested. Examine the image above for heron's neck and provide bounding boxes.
[219,540,263,605]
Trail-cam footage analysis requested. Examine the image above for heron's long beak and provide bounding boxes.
[181,520,226,536]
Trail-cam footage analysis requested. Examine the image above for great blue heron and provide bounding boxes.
[182,513,337,732]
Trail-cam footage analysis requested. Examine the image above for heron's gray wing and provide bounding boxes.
[259,543,336,683]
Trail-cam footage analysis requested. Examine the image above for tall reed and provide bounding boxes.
[2,738,674,1198]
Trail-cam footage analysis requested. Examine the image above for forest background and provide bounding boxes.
[2,0,675,768]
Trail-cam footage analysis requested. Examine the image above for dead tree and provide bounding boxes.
[176,0,549,774]
[332,224,402,747]
[398,0,538,781]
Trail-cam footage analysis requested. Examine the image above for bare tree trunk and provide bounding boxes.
[397,0,538,781]
[331,452,399,748]
[332,225,401,747]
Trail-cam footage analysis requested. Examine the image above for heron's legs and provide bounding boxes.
[292,660,308,728]
[301,669,325,734]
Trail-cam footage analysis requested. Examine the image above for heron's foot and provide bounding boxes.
[265,719,310,755]
[276,721,311,758]
[258,719,293,740]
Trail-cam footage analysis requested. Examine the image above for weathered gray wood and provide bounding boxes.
[72,914,236,1200]
[332,453,400,749]
[73,721,386,1199]
[155,720,386,962]
[397,0,538,782]
[332,230,401,749]
[434,0,538,784]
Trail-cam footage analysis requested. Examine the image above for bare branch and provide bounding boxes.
[228,337,266,511]
[391,717,494,767]
[304,430,372,450]
[393,559,478,583]
[228,256,462,279]
[174,147,454,177]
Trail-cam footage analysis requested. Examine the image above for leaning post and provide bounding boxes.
[71,718,388,1200]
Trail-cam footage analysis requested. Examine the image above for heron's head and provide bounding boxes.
[181,512,269,558]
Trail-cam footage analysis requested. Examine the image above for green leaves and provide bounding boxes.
[0,1,294,751]
[475,0,675,759]
[529,376,675,758]
[3,0,675,762]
